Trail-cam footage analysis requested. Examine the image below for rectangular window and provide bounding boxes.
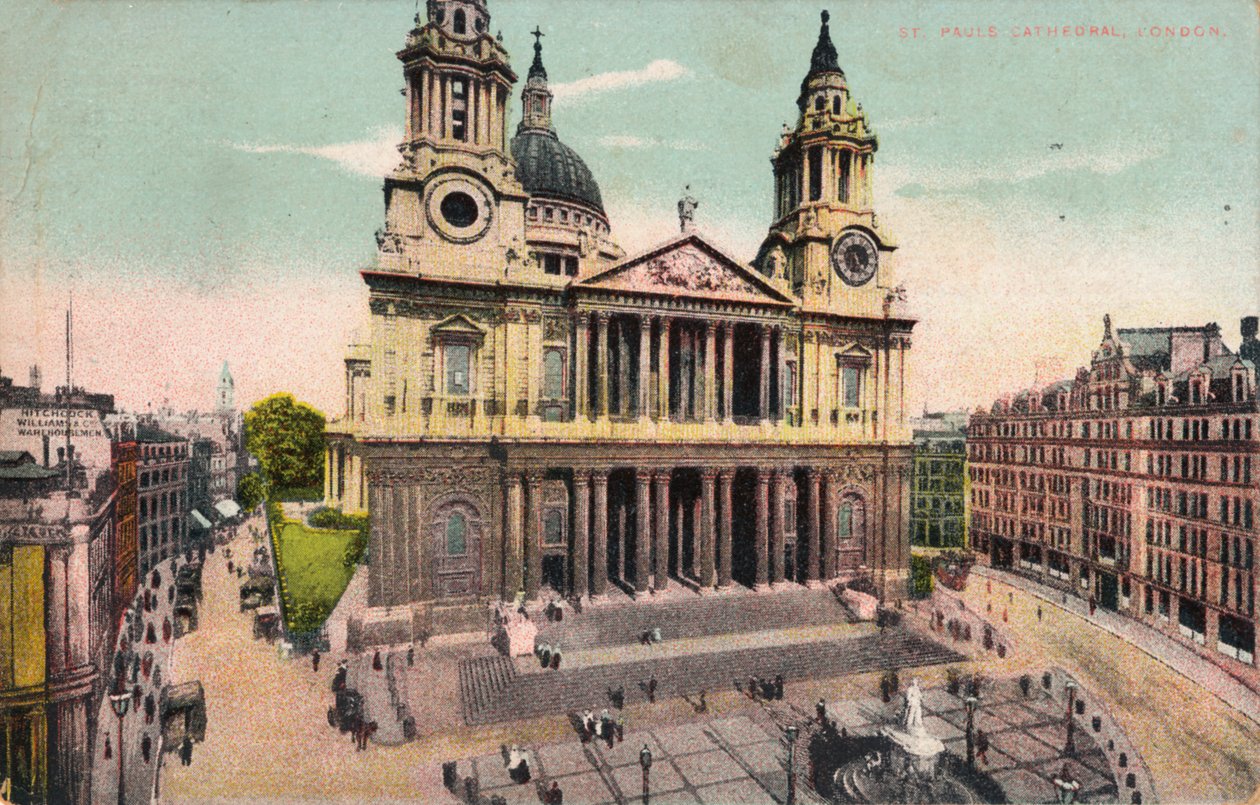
[564,256,579,276]
[543,253,563,275]
[445,344,471,395]
[450,78,468,141]
[838,151,851,203]
[840,365,862,408]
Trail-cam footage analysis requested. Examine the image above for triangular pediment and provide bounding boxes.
[577,234,794,306]
[431,313,486,338]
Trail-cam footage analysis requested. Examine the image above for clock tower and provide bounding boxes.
[756,11,899,319]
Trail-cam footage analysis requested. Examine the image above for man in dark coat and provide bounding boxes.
[179,736,194,766]
[312,650,321,673]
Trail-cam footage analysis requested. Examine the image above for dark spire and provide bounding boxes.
[529,26,547,81]
[808,10,841,76]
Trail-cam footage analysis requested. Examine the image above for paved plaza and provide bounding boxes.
[159,525,1260,803]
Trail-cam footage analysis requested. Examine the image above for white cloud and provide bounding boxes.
[552,59,690,104]
[597,135,707,152]
[230,127,401,178]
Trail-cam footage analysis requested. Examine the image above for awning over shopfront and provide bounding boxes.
[190,509,212,530]
[214,499,241,519]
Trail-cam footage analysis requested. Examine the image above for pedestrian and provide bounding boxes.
[816,698,827,723]
[179,736,194,766]
[333,660,348,692]
[615,715,625,743]
[976,729,990,765]
[774,674,785,700]
[132,683,142,708]
[227,560,234,575]
[144,693,155,724]
[141,733,152,763]
[1002,607,1008,623]
[647,675,657,703]
[986,580,992,594]
[407,646,415,667]
[146,623,157,644]
[103,734,112,760]
[1007,591,1013,603]
[152,664,162,690]
[162,618,172,643]
[600,710,613,749]
[610,685,624,710]
[312,650,321,673]
[1089,596,1097,616]
[986,601,992,613]
[748,676,758,700]
[581,708,595,742]
[373,650,383,671]
[697,690,707,713]
[1037,605,1043,622]
[543,780,564,805]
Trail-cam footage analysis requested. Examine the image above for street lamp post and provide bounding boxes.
[639,744,653,805]
[785,724,799,805]
[964,695,978,768]
[1064,680,1078,756]
[108,689,131,805]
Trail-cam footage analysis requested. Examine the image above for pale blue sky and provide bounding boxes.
[1,1,1256,414]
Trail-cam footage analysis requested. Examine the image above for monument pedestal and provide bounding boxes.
[881,726,945,776]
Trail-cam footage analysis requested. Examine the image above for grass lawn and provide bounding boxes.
[273,520,357,629]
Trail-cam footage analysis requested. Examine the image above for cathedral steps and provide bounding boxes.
[534,585,854,652]
[458,629,964,726]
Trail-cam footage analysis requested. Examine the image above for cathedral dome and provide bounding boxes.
[511,129,605,215]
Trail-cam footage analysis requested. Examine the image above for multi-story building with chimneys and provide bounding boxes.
[968,315,1259,681]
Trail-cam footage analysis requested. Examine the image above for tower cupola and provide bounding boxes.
[426,0,489,41]
[518,27,554,133]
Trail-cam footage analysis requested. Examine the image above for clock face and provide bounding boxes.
[831,231,878,287]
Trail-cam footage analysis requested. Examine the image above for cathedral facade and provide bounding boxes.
[324,1,917,638]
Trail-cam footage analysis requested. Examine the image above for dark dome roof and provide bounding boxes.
[511,130,605,214]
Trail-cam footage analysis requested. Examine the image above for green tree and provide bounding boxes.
[236,472,268,512]
[244,393,326,491]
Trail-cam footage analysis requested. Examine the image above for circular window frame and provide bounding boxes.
[425,177,494,244]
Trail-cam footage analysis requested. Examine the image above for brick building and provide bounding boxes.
[135,422,190,576]
[968,315,1259,679]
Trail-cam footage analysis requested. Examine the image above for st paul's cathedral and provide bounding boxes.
[323,0,917,639]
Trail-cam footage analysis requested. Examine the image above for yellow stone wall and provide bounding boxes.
[0,545,47,691]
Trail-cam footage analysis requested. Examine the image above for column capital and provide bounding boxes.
[717,468,737,484]
[523,468,546,484]
[699,467,720,483]
[572,472,590,489]
[635,467,652,484]
[504,472,523,490]
[594,310,612,324]
[639,314,652,331]
[805,467,822,481]
[755,469,772,486]
[571,310,590,328]
[652,469,672,486]
[588,467,612,482]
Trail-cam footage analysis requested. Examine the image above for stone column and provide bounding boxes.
[755,469,770,587]
[674,498,685,578]
[653,471,671,591]
[504,474,524,597]
[723,323,735,423]
[700,469,717,587]
[806,469,822,583]
[718,470,734,587]
[657,317,671,420]
[591,470,609,596]
[774,327,786,422]
[635,469,651,592]
[573,473,590,598]
[524,471,542,600]
[770,469,786,584]
[618,318,632,417]
[595,312,610,420]
[638,315,652,422]
[574,313,589,419]
[703,321,717,422]
[46,546,69,675]
[822,470,838,579]
[759,325,771,424]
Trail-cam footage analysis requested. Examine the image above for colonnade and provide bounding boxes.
[573,311,788,424]
[506,464,861,600]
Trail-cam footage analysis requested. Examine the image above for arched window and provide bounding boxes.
[837,495,866,543]
[445,511,467,555]
[543,349,565,399]
[838,502,852,540]
[814,96,824,112]
[832,96,842,115]
[453,9,466,34]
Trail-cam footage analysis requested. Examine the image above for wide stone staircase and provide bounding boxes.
[459,629,964,726]
[534,586,854,651]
